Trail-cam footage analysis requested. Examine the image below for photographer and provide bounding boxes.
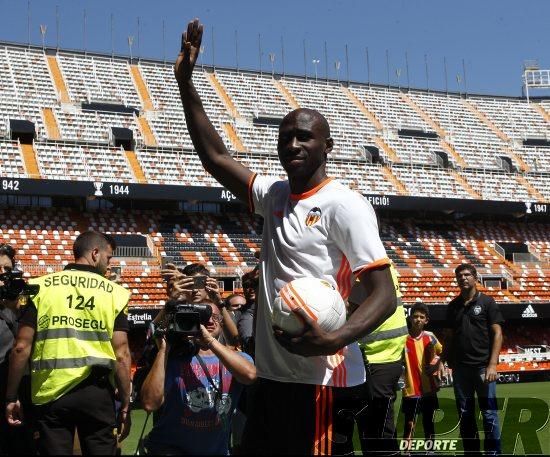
[0,243,34,455]
[162,263,240,348]
[0,245,18,394]
[140,300,256,455]
[233,268,259,358]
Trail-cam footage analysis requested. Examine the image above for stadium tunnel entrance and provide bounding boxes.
[9,119,35,143]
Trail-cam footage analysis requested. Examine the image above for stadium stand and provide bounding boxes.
[57,52,141,107]
[1,43,549,200]
[0,141,27,177]
[0,42,549,311]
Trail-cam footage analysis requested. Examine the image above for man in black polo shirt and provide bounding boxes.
[442,263,503,455]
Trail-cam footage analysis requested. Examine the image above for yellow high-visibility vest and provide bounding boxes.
[28,268,130,405]
[359,264,407,364]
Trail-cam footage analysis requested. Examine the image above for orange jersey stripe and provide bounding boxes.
[314,386,322,455]
[330,351,345,387]
[336,256,353,300]
[403,332,441,397]
[339,349,347,387]
[353,257,391,278]
[327,388,333,455]
[320,386,327,455]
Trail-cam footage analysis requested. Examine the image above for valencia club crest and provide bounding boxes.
[305,207,322,227]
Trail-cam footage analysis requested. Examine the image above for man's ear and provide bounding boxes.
[325,137,334,154]
[91,248,100,263]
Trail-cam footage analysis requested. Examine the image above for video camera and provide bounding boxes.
[155,300,213,340]
[0,270,40,300]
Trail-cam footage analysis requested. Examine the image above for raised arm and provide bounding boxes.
[140,338,168,412]
[175,19,253,203]
[199,325,257,385]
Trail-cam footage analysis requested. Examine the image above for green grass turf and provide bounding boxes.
[121,381,550,455]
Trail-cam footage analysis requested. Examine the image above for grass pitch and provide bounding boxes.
[122,381,550,455]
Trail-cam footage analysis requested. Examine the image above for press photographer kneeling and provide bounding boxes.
[139,269,257,455]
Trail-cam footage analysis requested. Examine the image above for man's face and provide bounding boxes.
[411,311,428,332]
[277,110,331,180]
[204,304,222,339]
[456,269,477,292]
[0,255,13,275]
[228,295,246,311]
[92,245,113,276]
[242,281,256,304]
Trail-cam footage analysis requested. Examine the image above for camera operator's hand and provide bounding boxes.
[196,324,216,349]
[205,277,223,306]
[6,400,23,426]
[154,333,168,352]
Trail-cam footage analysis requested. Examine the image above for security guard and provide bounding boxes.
[5,231,132,455]
[340,263,408,456]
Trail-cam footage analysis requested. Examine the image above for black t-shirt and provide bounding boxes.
[446,292,504,368]
[18,264,128,332]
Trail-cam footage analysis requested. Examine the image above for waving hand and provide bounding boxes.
[175,19,203,85]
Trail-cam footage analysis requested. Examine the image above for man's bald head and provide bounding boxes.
[280,108,331,139]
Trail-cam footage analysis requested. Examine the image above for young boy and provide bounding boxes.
[402,302,443,447]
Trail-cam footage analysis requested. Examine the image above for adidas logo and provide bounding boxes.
[521,305,538,318]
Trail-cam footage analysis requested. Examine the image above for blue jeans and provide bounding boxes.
[452,364,501,455]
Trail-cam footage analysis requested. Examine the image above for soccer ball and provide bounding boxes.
[272,277,347,336]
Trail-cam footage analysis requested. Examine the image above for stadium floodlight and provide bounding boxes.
[128,36,134,61]
[39,24,47,50]
[396,68,402,89]
[312,59,320,81]
[199,46,205,67]
[269,53,276,76]
[522,60,550,102]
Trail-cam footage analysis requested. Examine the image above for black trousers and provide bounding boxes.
[33,375,117,455]
[241,378,340,455]
[0,362,35,456]
[402,394,439,439]
[333,360,403,456]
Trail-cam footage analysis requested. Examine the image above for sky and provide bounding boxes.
[0,0,548,96]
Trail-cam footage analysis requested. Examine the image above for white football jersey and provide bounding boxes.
[250,175,389,386]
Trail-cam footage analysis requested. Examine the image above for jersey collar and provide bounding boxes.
[289,177,333,201]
